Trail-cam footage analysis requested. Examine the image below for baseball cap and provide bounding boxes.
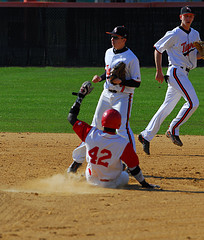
[106,26,128,39]
[180,6,194,15]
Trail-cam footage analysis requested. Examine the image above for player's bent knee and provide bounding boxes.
[72,142,86,162]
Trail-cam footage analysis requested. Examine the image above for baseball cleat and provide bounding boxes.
[138,134,150,155]
[166,130,183,147]
[122,163,127,171]
[67,161,82,173]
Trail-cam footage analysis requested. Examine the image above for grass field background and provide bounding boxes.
[0,67,203,135]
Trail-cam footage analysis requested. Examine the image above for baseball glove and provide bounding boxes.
[72,81,94,98]
[109,62,126,85]
[194,41,204,59]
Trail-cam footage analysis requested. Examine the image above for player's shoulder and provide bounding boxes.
[166,26,180,35]
[126,48,138,60]
[161,26,180,41]
[105,48,114,58]
[127,48,136,55]
[190,27,200,35]
[106,47,114,54]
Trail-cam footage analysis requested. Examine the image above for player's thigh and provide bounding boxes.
[112,93,133,118]
[170,70,198,105]
[91,91,111,127]
[164,85,181,107]
[179,79,199,106]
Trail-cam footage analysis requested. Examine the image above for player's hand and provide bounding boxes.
[92,75,102,83]
[155,71,164,83]
[72,81,94,98]
[141,180,160,189]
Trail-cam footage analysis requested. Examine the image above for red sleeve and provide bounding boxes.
[120,143,139,168]
[73,120,92,142]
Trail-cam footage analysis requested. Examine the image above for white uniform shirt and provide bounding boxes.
[154,26,200,70]
[104,47,141,94]
[73,120,139,181]
[85,127,128,180]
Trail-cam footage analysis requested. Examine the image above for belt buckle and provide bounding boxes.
[109,89,117,93]
[181,66,190,72]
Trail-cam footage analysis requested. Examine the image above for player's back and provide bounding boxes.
[85,127,128,180]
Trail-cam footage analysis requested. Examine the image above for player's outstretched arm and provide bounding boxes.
[68,81,94,126]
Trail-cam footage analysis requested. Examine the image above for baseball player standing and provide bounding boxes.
[138,6,203,155]
[68,26,141,172]
[67,81,159,189]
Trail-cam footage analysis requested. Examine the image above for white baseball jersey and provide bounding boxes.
[72,47,141,164]
[141,26,200,141]
[73,120,139,185]
[154,26,200,69]
[104,47,141,94]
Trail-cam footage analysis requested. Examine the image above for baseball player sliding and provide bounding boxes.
[67,81,159,189]
[68,26,141,172]
[139,6,203,155]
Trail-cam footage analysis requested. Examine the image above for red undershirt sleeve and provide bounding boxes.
[73,120,92,142]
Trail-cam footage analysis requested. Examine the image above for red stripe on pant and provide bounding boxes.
[172,68,193,135]
[126,93,133,145]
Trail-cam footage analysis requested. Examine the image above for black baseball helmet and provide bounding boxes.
[106,26,128,39]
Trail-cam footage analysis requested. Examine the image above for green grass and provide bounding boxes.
[0,67,203,135]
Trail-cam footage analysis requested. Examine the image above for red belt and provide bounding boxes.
[100,179,110,182]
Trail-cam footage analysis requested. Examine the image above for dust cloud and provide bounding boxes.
[3,174,112,195]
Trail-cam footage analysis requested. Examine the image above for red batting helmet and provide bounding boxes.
[101,109,121,129]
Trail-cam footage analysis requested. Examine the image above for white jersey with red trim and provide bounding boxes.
[85,128,128,181]
[73,120,139,182]
[71,47,140,164]
[141,25,200,142]
[154,26,200,70]
[104,47,141,94]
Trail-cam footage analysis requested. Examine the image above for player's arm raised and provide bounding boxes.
[68,81,94,125]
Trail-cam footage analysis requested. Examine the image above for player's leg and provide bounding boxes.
[113,93,136,151]
[141,85,181,142]
[85,166,100,186]
[139,82,181,154]
[168,69,199,137]
[115,171,129,188]
[91,89,112,129]
[67,142,85,173]
[101,171,129,188]
[85,168,129,189]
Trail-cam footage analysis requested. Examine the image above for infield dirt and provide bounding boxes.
[0,132,204,240]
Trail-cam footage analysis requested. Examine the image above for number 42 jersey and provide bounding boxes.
[73,120,138,181]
